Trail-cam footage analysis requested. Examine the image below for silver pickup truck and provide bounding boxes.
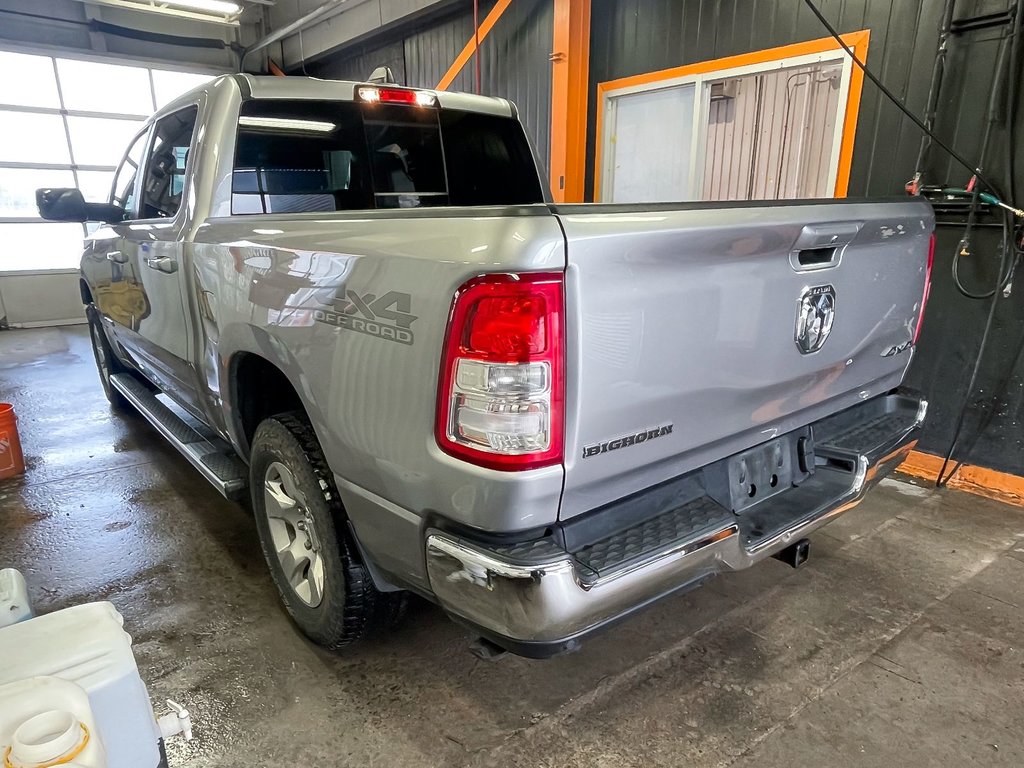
[37,74,933,658]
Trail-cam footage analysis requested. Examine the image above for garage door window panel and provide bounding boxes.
[0,222,85,271]
[0,169,76,218]
[0,50,218,273]
[66,116,147,168]
[0,51,60,109]
[56,58,154,115]
[0,112,72,165]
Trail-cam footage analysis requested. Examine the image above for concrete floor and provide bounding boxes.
[2,325,1024,768]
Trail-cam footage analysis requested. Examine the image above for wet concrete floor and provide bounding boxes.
[2,325,1023,767]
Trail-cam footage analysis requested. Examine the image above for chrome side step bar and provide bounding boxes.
[109,373,248,500]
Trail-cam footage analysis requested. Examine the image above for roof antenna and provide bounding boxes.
[367,66,398,85]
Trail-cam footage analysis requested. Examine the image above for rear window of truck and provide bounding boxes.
[231,99,544,215]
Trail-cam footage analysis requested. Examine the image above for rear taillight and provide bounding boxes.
[436,273,564,470]
[913,233,936,345]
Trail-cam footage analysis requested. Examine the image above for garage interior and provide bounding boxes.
[2,0,1024,766]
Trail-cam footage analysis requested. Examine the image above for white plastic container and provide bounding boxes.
[0,569,32,628]
[0,676,106,768]
[0,603,161,768]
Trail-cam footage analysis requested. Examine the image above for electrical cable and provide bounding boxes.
[801,0,1004,196]
[936,211,1012,486]
[950,32,1015,300]
[913,0,958,184]
[1008,0,1024,206]
[943,315,1024,481]
[936,2,1024,486]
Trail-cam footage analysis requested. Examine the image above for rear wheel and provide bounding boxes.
[249,413,404,649]
[86,306,129,410]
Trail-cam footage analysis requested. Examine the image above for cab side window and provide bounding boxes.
[141,106,198,219]
[109,128,150,219]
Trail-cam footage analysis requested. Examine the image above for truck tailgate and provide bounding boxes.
[557,198,934,519]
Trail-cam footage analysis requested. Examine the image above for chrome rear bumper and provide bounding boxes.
[425,393,926,654]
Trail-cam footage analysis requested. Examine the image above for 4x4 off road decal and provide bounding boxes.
[314,290,418,345]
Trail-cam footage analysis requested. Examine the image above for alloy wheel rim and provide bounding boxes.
[263,461,325,608]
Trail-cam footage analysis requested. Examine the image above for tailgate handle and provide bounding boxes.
[797,246,837,266]
[790,222,861,271]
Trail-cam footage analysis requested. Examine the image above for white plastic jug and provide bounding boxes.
[0,569,32,628]
[0,603,160,768]
[0,676,106,768]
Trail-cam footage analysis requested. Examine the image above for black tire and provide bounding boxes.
[249,413,405,649]
[86,305,130,410]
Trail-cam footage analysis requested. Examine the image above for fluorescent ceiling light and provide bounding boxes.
[162,0,241,12]
[82,0,242,23]
[239,117,337,132]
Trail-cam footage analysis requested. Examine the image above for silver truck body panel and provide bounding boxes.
[190,211,567,528]
[558,200,933,518]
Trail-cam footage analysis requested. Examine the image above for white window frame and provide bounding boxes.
[599,49,854,202]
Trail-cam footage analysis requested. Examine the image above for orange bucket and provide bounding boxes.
[0,403,25,481]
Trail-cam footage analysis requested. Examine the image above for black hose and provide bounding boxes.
[945,319,1024,478]
[936,211,1012,486]
[914,0,958,178]
[804,0,1021,487]
[802,0,1003,195]
[1008,0,1024,205]
[951,29,1014,299]
[939,0,1024,483]
[951,162,996,303]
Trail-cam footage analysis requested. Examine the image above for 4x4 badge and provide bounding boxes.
[795,285,836,354]
[314,290,418,345]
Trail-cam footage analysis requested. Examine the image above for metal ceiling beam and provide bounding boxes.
[240,0,351,70]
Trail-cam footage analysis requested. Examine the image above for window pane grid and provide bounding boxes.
[0,105,152,120]
[0,50,216,269]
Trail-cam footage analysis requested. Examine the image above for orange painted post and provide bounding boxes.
[436,0,514,91]
[0,403,25,481]
[832,30,870,197]
[549,0,591,203]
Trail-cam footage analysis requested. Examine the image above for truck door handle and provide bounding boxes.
[790,222,862,271]
[106,251,129,264]
[791,222,861,250]
[145,256,178,274]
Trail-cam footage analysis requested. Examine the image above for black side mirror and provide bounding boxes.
[36,188,126,223]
